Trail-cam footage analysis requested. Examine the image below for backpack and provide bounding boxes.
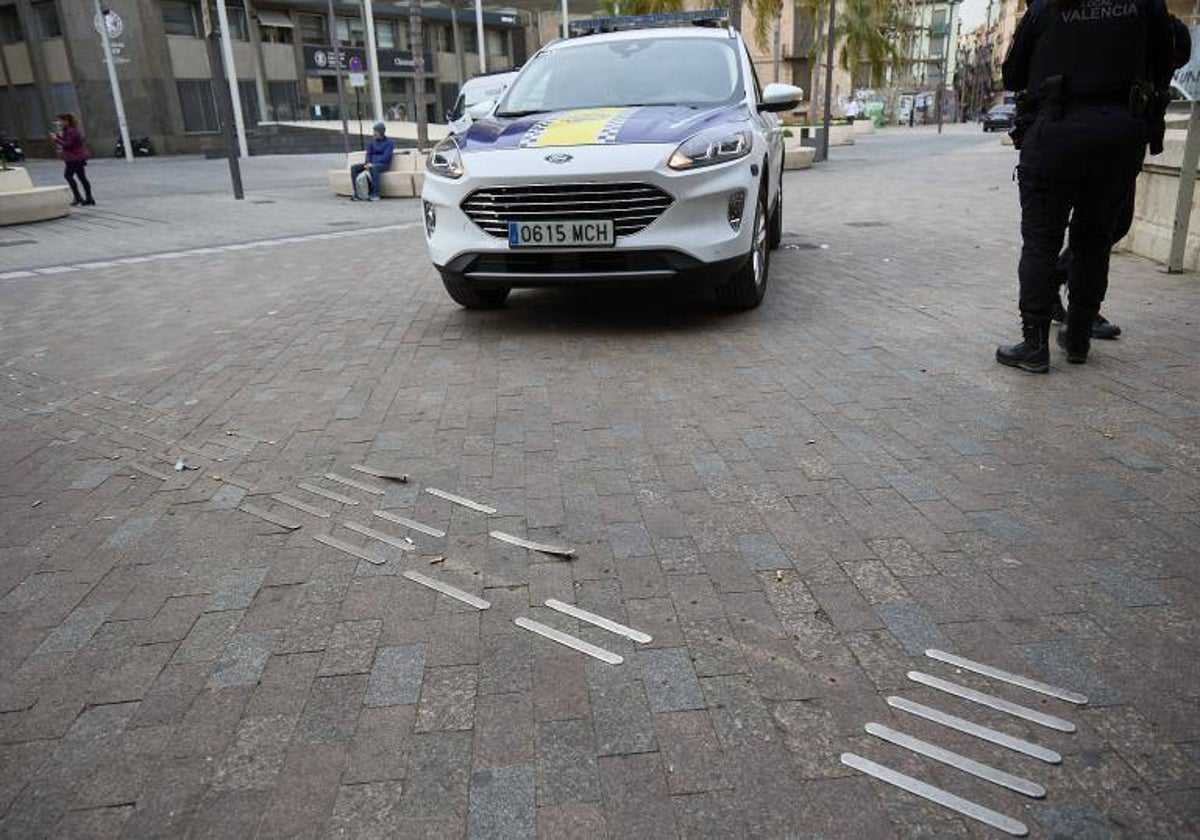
[354,168,373,200]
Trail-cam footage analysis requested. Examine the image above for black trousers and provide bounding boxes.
[1017,107,1146,325]
[1056,181,1137,286]
[64,161,92,202]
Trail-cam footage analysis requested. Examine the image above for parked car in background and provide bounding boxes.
[447,71,519,135]
[983,104,1016,132]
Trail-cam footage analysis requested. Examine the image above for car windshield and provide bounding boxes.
[497,37,742,115]
[990,106,1013,116]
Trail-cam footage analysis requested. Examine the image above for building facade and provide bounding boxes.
[0,0,526,155]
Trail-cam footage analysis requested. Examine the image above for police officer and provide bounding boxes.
[1049,15,1193,342]
[997,0,1175,372]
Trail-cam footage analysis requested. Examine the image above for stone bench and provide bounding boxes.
[328,150,427,199]
[0,167,71,226]
[783,145,816,171]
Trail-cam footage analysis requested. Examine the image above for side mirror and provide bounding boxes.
[759,83,804,113]
[467,99,496,120]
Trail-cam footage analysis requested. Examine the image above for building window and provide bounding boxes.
[267,81,301,121]
[177,80,219,132]
[50,82,78,117]
[376,19,397,49]
[16,85,44,136]
[463,28,477,54]
[0,6,24,43]
[238,80,259,126]
[226,5,250,41]
[261,25,293,45]
[336,16,364,47]
[163,1,201,37]
[32,1,61,39]
[298,13,326,45]
[486,29,505,57]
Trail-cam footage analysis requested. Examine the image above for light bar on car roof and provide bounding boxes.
[568,8,729,37]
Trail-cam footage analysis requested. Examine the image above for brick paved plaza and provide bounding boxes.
[1,126,1199,838]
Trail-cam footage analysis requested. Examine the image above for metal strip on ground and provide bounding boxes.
[128,462,171,481]
[341,520,416,551]
[887,696,1062,764]
[840,753,1029,837]
[351,463,409,481]
[324,473,385,495]
[272,494,331,518]
[373,510,446,538]
[239,504,301,531]
[514,617,624,665]
[490,531,575,558]
[908,671,1077,733]
[424,487,497,515]
[864,723,1046,799]
[544,599,652,643]
[313,533,387,565]
[298,482,359,506]
[925,648,1089,705]
[402,571,491,609]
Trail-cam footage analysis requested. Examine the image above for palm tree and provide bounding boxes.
[599,0,684,14]
[835,0,898,88]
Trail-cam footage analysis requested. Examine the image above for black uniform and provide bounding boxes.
[997,0,1174,371]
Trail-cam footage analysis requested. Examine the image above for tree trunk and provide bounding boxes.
[410,0,428,146]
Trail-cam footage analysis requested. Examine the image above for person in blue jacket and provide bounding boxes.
[350,122,395,201]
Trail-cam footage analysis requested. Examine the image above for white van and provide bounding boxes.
[447,71,519,134]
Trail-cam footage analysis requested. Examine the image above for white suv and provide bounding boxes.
[421,12,802,309]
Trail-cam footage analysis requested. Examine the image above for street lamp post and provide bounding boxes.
[363,0,384,123]
[327,0,350,154]
[215,0,249,158]
[92,0,132,163]
[818,0,836,163]
[475,0,487,74]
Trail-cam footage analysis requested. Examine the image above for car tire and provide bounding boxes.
[716,185,769,311]
[767,163,783,252]
[440,273,510,309]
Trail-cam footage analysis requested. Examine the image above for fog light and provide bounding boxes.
[727,189,746,230]
[423,201,437,236]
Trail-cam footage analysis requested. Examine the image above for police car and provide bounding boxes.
[421,10,803,309]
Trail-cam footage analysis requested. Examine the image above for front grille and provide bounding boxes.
[465,251,674,275]
[461,182,674,239]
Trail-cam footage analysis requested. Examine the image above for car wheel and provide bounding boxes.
[716,186,769,311]
[440,272,510,309]
[767,164,783,251]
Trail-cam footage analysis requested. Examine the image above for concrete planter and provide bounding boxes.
[783,145,816,170]
[851,119,875,136]
[0,166,71,226]
[327,150,428,199]
[1119,129,1200,271]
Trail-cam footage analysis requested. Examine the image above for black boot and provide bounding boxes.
[1057,309,1092,364]
[997,322,1050,373]
[1091,315,1121,340]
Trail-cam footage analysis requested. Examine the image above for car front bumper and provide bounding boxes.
[422,144,761,286]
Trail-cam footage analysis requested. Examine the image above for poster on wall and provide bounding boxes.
[1174,25,1200,100]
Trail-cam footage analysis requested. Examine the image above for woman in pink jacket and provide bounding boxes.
[50,113,94,206]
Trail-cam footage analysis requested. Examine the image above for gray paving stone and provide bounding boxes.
[1030,804,1118,839]
[101,514,160,548]
[326,780,406,839]
[208,631,278,689]
[467,765,536,840]
[691,452,728,478]
[296,675,367,743]
[212,714,297,791]
[874,601,954,656]
[969,511,1042,547]
[1082,560,1170,607]
[735,533,790,571]
[366,644,426,707]
[319,619,383,677]
[637,648,705,713]
[607,523,653,559]
[588,667,656,756]
[1021,640,1123,707]
[400,732,473,816]
[536,719,602,805]
[35,603,113,654]
[416,666,478,732]
[885,474,940,503]
[206,567,270,613]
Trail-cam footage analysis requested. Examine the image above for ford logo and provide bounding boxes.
[545,153,573,164]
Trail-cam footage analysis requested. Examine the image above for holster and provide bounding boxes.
[1009,90,1037,150]
[1128,79,1155,119]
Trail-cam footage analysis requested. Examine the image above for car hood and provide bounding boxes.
[459,103,751,152]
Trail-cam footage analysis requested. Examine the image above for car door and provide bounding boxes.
[743,41,782,208]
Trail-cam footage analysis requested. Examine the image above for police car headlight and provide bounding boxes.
[668,128,753,170]
[427,137,465,179]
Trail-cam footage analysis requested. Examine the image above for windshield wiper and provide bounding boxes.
[494,109,551,118]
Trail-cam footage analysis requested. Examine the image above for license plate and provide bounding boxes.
[508,220,615,248]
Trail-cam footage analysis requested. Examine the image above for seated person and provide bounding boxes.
[350,122,395,201]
